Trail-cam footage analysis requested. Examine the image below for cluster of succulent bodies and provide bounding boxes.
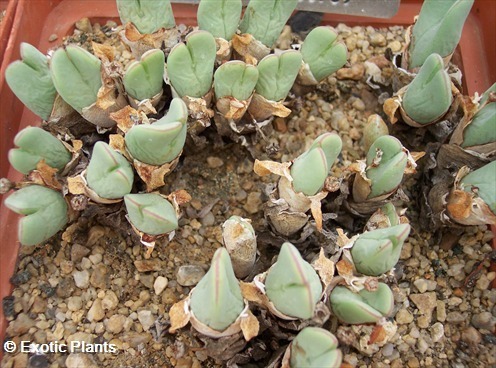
[1,0,496,366]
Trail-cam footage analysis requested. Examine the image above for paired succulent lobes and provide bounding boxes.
[116,0,175,34]
[289,327,342,368]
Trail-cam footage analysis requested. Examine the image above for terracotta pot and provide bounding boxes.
[0,0,495,349]
[0,0,18,56]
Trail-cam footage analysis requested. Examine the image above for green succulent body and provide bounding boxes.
[214,61,259,101]
[351,223,411,276]
[5,43,56,120]
[190,248,244,331]
[462,83,496,148]
[124,194,178,235]
[167,31,216,98]
[86,142,134,199]
[197,0,242,40]
[124,49,165,101]
[291,133,342,196]
[50,45,102,113]
[265,242,322,319]
[290,327,342,368]
[403,53,453,124]
[255,51,302,101]
[409,0,474,69]
[300,26,348,82]
[125,98,188,165]
[459,161,496,214]
[365,135,408,199]
[239,0,298,48]
[363,115,389,152]
[8,127,71,175]
[5,185,68,246]
[117,0,175,34]
[330,283,394,324]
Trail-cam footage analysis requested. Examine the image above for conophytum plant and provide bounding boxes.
[351,223,411,276]
[125,98,188,165]
[124,193,178,235]
[86,142,134,199]
[458,161,496,215]
[167,30,216,98]
[238,0,298,48]
[116,0,175,34]
[197,0,242,40]
[291,133,342,196]
[5,43,56,120]
[5,185,68,246]
[330,283,394,324]
[265,242,322,319]
[190,247,245,331]
[289,327,342,368]
[50,45,102,113]
[403,53,453,124]
[213,61,259,101]
[123,49,165,101]
[8,127,71,175]
[408,0,474,69]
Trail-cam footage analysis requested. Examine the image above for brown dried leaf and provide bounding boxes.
[239,309,259,341]
[33,160,62,190]
[168,189,192,206]
[232,33,270,65]
[133,156,180,192]
[240,281,265,304]
[253,160,292,181]
[312,248,335,289]
[92,42,115,62]
[336,259,354,277]
[169,299,191,333]
[216,96,250,121]
[383,97,400,124]
[247,93,291,122]
[67,175,86,195]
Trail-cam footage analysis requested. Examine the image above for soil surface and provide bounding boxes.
[2,18,495,368]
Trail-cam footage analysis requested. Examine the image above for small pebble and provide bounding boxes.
[154,276,168,295]
[73,270,90,289]
[177,265,205,286]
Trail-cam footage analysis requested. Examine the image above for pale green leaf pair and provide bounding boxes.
[5,43,56,120]
[301,26,348,82]
[408,0,474,69]
[124,49,165,101]
[125,98,188,165]
[8,127,71,175]
[5,185,68,246]
[330,283,394,324]
[403,53,452,124]
[197,0,242,40]
[124,193,178,235]
[265,242,322,319]
[290,327,342,368]
[86,142,134,199]
[351,223,411,276]
[168,31,216,98]
[459,161,496,214]
[214,61,258,101]
[117,0,175,34]
[291,133,342,196]
[190,247,244,331]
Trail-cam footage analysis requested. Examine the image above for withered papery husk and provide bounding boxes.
[247,93,292,122]
[446,166,496,226]
[232,33,271,65]
[119,22,180,59]
[215,37,232,65]
[336,320,397,356]
[214,94,253,138]
[295,62,320,87]
[127,89,164,115]
[67,170,122,205]
[254,160,330,237]
[383,83,462,128]
[169,293,259,341]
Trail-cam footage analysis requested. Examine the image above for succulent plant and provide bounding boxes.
[300,26,348,83]
[86,142,134,199]
[461,83,496,148]
[190,247,245,331]
[380,202,401,227]
[238,0,298,48]
[358,135,408,200]
[351,223,411,276]
[265,242,322,319]
[213,61,259,101]
[291,133,342,196]
[222,216,257,279]
[197,0,242,40]
[408,0,474,69]
[8,127,71,175]
[255,51,302,102]
[458,161,496,214]
[123,49,165,101]
[124,193,178,235]
[116,0,175,34]
[167,30,216,98]
[5,43,56,120]
[402,53,452,124]
[290,327,342,368]
[125,98,188,165]
[50,45,102,113]
[363,114,389,153]
[5,185,68,246]
[330,283,394,324]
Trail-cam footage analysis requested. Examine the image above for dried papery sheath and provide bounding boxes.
[222,216,257,279]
